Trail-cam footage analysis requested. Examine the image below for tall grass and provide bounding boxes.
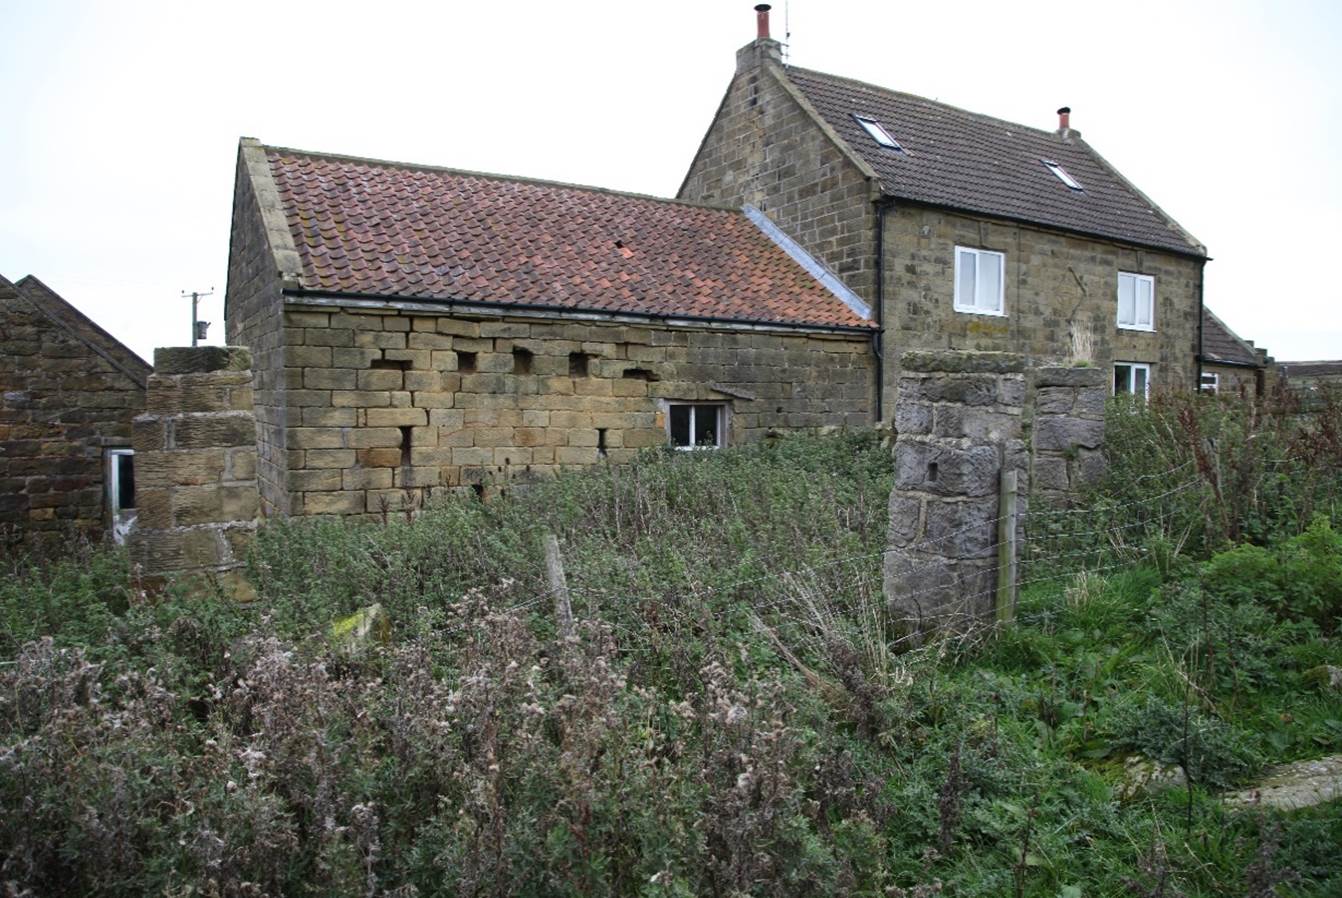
[1,423,1340,896]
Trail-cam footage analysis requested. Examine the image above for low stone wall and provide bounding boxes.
[129,347,260,599]
[1030,366,1106,506]
[885,351,1028,636]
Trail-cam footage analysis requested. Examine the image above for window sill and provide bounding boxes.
[1117,324,1155,333]
[953,305,1006,318]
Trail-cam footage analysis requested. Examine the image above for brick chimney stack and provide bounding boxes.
[1055,106,1080,141]
[737,3,783,72]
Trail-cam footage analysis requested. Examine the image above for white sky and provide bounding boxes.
[2,0,1339,363]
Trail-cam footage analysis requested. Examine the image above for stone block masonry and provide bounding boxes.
[0,276,149,547]
[885,351,1029,637]
[272,305,875,518]
[1030,366,1107,505]
[129,347,260,600]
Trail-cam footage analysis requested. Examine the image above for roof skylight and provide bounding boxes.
[854,115,904,152]
[1042,160,1083,191]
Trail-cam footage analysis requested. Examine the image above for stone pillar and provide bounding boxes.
[885,351,1028,637]
[129,347,260,600]
[1030,366,1107,505]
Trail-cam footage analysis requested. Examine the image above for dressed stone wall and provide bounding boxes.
[677,43,878,303]
[130,347,260,599]
[271,304,875,518]
[879,205,1205,412]
[0,276,148,546]
[885,351,1029,636]
[1030,366,1107,506]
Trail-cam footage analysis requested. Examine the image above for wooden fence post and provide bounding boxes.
[995,469,1019,625]
[544,531,576,642]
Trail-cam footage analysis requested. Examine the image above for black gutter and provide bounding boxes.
[873,196,895,423]
[280,287,878,337]
[889,196,1211,263]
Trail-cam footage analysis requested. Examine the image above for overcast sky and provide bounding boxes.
[2,0,1339,363]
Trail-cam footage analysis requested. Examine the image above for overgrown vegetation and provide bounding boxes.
[2,394,1340,896]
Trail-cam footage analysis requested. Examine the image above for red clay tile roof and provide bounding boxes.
[263,147,872,330]
[786,68,1206,258]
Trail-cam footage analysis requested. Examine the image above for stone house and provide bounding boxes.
[225,141,876,519]
[1,274,151,545]
[1199,307,1273,397]
[678,6,1208,412]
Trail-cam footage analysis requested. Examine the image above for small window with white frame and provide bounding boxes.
[105,448,137,545]
[954,246,1006,316]
[1114,362,1151,399]
[1200,371,1220,393]
[1117,272,1155,331]
[667,403,726,450]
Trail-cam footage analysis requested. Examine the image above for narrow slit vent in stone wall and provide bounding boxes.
[399,426,412,466]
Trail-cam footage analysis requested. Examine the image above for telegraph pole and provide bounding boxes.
[182,288,214,346]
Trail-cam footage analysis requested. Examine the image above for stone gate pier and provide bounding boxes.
[128,346,261,600]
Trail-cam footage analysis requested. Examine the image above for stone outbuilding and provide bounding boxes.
[1199,307,1273,397]
[1278,360,1342,395]
[1,274,151,547]
[225,140,878,519]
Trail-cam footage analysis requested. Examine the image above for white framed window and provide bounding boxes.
[1117,272,1155,331]
[105,448,137,544]
[954,246,1006,316]
[1114,362,1151,400]
[1200,371,1220,394]
[667,403,726,450]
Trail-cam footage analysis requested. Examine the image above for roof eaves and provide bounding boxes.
[887,196,1210,261]
[1075,137,1207,257]
[281,286,876,335]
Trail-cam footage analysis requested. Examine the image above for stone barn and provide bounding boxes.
[225,140,878,519]
[1,274,151,546]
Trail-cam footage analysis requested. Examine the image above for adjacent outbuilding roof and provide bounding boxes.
[1279,360,1342,378]
[1201,308,1267,369]
[254,144,873,331]
[785,68,1207,258]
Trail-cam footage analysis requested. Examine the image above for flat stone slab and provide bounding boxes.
[1225,754,1342,811]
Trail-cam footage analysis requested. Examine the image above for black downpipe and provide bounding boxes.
[1195,268,1205,391]
[873,197,894,423]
